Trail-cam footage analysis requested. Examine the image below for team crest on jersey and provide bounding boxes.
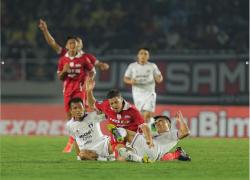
[69,62,74,67]
[117,114,121,120]
[88,122,94,128]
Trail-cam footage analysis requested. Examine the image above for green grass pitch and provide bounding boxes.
[0,136,248,180]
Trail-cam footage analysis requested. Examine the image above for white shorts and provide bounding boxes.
[81,136,111,158]
[133,92,156,112]
[127,133,160,161]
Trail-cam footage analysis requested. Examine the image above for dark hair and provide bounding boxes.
[68,97,84,108]
[66,36,78,41]
[138,47,150,53]
[106,89,121,99]
[154,115,171,127]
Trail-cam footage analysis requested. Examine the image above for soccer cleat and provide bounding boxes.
[107,124,124,142]
[176,147,191,161]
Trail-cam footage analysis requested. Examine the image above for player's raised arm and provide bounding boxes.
[38,19,62,54]
[175,111,190,139]
[85,77,96,110]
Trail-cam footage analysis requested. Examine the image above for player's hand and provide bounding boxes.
[85,77,95,91]
[62,63,70,73]
[38,19,48,31]
[146,139,154,149]
[175,111,183,122]
[99,62,109,71]
[88,70,95,79]
[155,75,163,83]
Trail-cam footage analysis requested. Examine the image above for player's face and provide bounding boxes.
[137,49,150,64]
[108,96,123,113]
[70,102,85,120]
[155,118,170,133]
[66,39,78,52]
[76,38,83,51]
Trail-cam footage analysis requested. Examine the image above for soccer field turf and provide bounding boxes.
[0,136,248,180]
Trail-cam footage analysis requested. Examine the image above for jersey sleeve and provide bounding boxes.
[152,63,162,77]
[66,121,75,137]
[124,64,133,78]
[82,55,95,71]
[59,48,67,57]
[85,54,97,65]
[57,57,64,73]
[169,130,179,141]
[94,100,106,112]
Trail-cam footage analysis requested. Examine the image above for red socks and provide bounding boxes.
[63,136,75,153]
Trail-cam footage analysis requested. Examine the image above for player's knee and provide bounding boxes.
[79,150,97,160]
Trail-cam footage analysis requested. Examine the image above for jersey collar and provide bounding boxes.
[65,52,82,60]
[122,100,131,110]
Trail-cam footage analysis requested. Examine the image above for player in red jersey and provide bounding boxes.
[38,19,109,71]
[85,78,153,157]
[57,36,95,113]
[39,19,109,153]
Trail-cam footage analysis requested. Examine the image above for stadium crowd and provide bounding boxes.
[1,0,248,81]
[2,0,249,58]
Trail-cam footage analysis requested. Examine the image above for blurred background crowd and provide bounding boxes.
[2,0,249,59]
[1,0,249,104]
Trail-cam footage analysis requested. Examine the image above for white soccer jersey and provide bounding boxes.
[66,112,110,157]
[124,62,162,94]
[124,62,162,112]
[153,130,179,159]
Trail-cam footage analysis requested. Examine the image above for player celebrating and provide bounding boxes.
[38,19,109,78]
[123,48,163,129]
[38,19,109,152]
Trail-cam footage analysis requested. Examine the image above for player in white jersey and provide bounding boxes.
[66,97,152,162]
[123,48,163,128]
[66,97,114,160]
[111,111,191,162]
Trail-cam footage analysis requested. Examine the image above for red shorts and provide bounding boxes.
[64,90,86,112]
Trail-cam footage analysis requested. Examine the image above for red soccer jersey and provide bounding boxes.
[59,48,67,57]
[57,52,94,95]
[95,100,145,132]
